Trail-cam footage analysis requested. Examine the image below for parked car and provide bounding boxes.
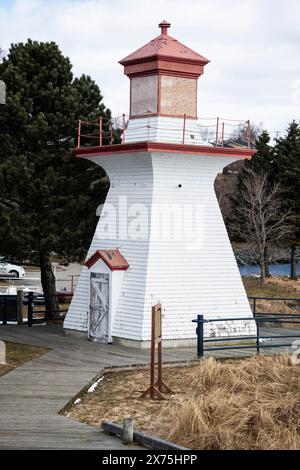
[0,261,25,278]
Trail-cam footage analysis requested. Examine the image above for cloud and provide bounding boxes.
[0,0,299,138]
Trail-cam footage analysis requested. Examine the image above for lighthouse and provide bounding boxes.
[64,22,255,347]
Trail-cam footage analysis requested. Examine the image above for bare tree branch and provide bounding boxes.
[231,169,293,284]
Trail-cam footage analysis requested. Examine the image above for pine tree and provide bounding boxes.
[248,130,274,174]
[273,121,300,279]
[0,40,118,318]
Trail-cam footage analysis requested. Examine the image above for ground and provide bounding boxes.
[65,355,300,450]
[0,341,49,377]
[243,276,300,298]
[244,276,300,317]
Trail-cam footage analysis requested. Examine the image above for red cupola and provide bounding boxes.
[119,21,210,119]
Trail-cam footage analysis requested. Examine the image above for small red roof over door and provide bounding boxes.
[85,250,129,271]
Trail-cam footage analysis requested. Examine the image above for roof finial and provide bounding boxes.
[159,20,171,36]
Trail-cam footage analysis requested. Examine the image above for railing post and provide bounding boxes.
[77,119,81,148]
[215,117,219,146]
[182,113,186,144]
[110,120,113,145]
[255,318,260,354]
[196,314,204,358]
[147,112,151,141]
[247,120,251,148]
[253,297,256,316]
[27,292,34,327]
[122,113,126,144]
[221,122,225,147]
[3,296,7,325]
[17,289,23,325]
[99,117,103,146]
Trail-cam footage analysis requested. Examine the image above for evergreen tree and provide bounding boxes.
[247,130,274,174]
[0,40,118,318]
[273,121,300,279]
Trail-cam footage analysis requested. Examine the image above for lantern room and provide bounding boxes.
[120,21,209,119]
[119,21,210,144]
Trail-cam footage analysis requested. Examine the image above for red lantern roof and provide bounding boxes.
[85,249,129,271]
[119,21,209,79]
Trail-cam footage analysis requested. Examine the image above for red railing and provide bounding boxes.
[77,114,252,149]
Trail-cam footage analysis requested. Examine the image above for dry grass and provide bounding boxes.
[0,341,49,377]
[66,355,300,450]
[244,277,300,325]
[244,276,300,298]
[165,355,300,450]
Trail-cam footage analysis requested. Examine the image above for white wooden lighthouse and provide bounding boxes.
[64,21,255,347]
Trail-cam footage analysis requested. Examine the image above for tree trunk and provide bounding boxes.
[291,245,298,280]
[264,247,271,278]
[40,252,59,320]
[260,262,266,285]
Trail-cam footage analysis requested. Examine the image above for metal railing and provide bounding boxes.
[26,291,72,327]
[248,296,300,316]
[77,114,252,148]
[0,295,18,324]
[192,314,300,358]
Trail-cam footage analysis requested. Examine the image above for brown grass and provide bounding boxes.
[244,277,300,326]
[0,341,49,377]
[164,355,300,450]
[66,355,300,450]
[244,276,300,298]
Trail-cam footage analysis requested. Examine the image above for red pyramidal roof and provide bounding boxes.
[85,249,129,271]
[120,21,209,66]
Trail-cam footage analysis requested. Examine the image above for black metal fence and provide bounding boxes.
[248,296,300,316]
[0,291,72,326]
[0,295,17,324]
[26,291,72,327]
[192,314,300,358]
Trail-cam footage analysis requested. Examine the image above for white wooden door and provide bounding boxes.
[89,273,109,343]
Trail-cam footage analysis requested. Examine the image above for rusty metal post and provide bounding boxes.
[247,120,251,148]
[110,120,113,145]
[122,113,126,144]
[147,112,151,141]
[77,119,81,148]
[221,122,225,147]
[99,117,103,146]
[141,304,172,399]
[215,117,219,146]
[182,113,186,144]
[150,306,156,398]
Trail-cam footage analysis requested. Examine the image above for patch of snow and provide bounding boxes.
[87,376,104,393]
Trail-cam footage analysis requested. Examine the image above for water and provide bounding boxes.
[239,263,300,277]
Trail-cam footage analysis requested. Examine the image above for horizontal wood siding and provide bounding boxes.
[64,151,254,342]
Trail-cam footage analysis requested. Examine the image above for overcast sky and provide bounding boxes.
[0,0,299,139]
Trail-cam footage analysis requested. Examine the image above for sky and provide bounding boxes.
[0,0,299,139]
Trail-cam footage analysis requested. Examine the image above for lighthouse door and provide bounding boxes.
[89,273,109,343]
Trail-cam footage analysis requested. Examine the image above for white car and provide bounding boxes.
[0,262,25,278]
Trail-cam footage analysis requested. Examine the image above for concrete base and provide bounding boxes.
[64,329,197,349]
[64,329,256,350]
[112,336,197,349]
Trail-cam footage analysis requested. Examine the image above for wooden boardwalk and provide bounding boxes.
[0,324,297,449]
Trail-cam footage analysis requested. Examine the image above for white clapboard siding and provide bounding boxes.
[64,150,255,342]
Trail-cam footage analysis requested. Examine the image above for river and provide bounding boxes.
[239,263,300,277]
